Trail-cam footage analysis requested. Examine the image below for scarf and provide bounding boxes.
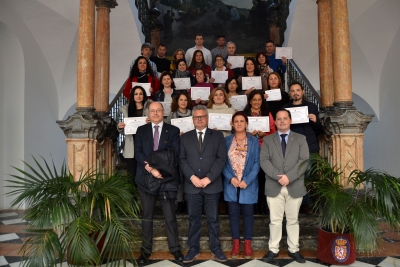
[175,69,190,78]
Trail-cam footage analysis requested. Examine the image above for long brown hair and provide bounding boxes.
[170,92,193,112]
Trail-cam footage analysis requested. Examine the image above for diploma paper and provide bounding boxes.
[124,117,147,135]
[242,76,262,90]
[276,47,292,59]
[173,78,191,90]
[285,106,309,124]
[211,71,228,84]
[159,102,171,115]
[230,95,247,111]
[227,56,244,69]
[247,117,270,132]
[132,82,151,96]
[191,87,210,100]
[265,89,282,101]
[171,117,194,133]
[208,113,232,131]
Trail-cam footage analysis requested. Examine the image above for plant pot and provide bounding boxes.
[317,227,356,265]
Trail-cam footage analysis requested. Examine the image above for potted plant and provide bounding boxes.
[306,153,400,265]
[7,156,141,267]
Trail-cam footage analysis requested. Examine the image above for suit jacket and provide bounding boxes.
[260,131,309,198]
[134,123,180,183]
[179,128,227,194]
[222,134,260,204]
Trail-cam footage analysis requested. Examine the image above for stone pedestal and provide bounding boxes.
[320,107,374,186]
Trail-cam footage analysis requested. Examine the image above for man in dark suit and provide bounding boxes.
[134,102,183,264]
[260,109,309,264]
[179,105,227,263]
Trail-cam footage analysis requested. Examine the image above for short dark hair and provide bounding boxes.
[170,92,193,112]
[224,77,241,94]
[265,40,275,46]
[158,43,167,49]
[195,33,204,38]
[216,34,226,39]
[276,108,292,119]
[289,82,304,90]
[231,111,248,124]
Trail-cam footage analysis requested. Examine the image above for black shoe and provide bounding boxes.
[176,201,185,214]
[300,204,313,215]
[183,249,200,263]
[210,249,227,262]
[288,251,306,263]
[262,251,279,263]
[137,253,150,265]
[172,250,184,262]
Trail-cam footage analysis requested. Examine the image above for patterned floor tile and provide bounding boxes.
[0,234,19,243]
[1,219,27,226]
[0,213,18,219]
[331,260,376,267]
[285,260,327,266]
[377,256,400,267]
[235,259,276,266]
[0,256,8,266]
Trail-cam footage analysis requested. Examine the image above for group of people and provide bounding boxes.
[118,33,323,265]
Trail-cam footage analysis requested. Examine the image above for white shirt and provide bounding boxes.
[186,46,212,66]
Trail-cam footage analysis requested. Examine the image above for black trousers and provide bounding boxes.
[139,190,180,254]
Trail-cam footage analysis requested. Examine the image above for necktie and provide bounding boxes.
[281,134,287,157]
[153,125,159,151]
[198,132,203,150]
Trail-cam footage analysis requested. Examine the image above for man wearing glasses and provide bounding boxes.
[179,105,227,263]
[134,102,183,264]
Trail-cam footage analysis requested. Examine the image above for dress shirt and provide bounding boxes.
[277,130,291,144]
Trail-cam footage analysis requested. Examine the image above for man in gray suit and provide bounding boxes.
[179,105,227,263]
[260,109,309,264]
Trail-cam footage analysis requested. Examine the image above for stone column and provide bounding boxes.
[94,0,117,117]
[77,0,95,112]
[317,0,334,108]
[330,0,352,107]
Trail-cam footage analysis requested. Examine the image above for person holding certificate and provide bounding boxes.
[170,48,185,72]
[190,69,214,106]
[266,72,290,119]
[209,54,234,88]
[154,72,178,102]
[171,59,197,89]
[117,86,152,180]
[224,77,243,98]
[123,56,160,100]
[243,90,276,215]
[222,111,260,259]
[188,50,212,79]
[238,58,267,95]
[256,51,274,79]
[207,87,235,137]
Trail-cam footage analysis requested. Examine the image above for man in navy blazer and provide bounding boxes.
[179,105,227,263]
[260,109,309,264]
[134,102,183,264]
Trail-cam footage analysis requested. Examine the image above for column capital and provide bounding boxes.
[321,107,374,136]
[57,111,103,140]
[95,0,118,8]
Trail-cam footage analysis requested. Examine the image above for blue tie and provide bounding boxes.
[281,134,287,157]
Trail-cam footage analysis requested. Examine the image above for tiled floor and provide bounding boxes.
[1,210,399,267]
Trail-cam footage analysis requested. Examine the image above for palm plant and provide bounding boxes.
[7,156,141,267]
[306,153,400,253]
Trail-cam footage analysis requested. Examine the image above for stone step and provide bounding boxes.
[132,214,319,252]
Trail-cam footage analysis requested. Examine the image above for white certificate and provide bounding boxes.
[247,117,270,132]
[230,95,247,111]
[285,106,309,124]
[173,78,191,90]
[208,113,232,131]
[171,117,194,133]
[191,87,210,100]
[265,89,282,101]
[276,47,292,59]
[227,56,244,69]
[242,76,262,90]
[123,117,147,135]
[160,102,171,115]
[132,82,151,96]
[211,71,228,84]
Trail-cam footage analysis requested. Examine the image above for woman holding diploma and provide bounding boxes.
[207,87,235,137]
[123,56,159,100]
[209,54,234,88]
[256,51,273,79]
[171,59,196,88]
[188,50,212,78]
[117,86,152,180]
[244,90,276,215]
[167,92,193,214]
[266,72,290,119]
[190,69,214,106]
[222,111,260,259]
[238,58,267,95]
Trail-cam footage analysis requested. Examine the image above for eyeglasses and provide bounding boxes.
[150,109,163,114]
[193,115,208,120]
